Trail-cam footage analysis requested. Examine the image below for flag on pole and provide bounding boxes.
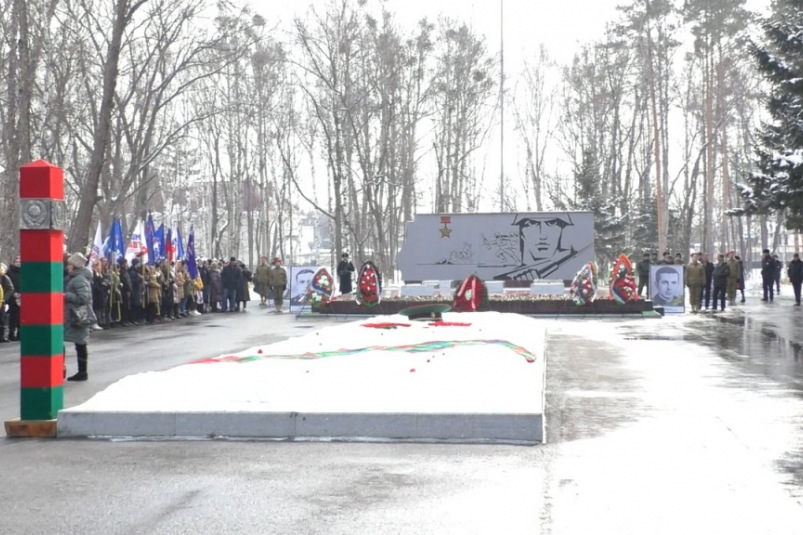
[89,222,104,267]
[125,221,147,263]
[187,225,198,279]
[107,218,125,264]
[174,224,185,261]
[145,212,157,266]
[166,226,174,262]
[153,223,165,263]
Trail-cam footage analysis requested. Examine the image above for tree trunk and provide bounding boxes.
[68,0,142,253]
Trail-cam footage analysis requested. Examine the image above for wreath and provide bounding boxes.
[452,274,490,312]
[357,261,381,308]
[308,267,334,310]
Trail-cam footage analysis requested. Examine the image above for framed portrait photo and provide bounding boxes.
[649,264,685,314]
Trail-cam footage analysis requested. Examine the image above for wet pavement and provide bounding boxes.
[1,296,803,534]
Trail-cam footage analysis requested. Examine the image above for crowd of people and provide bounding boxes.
[0,253,292,382]
[635,248,802,313]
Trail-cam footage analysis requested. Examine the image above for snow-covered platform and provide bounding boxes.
[58,312,546,443]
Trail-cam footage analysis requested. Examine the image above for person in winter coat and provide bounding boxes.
[674,253,684,266]
[337,253,355,295]
[712,253,731,312]
[788,253,803,306]
[175,262,187,316]
[773,254,783,294]
[208,262,223,312]
[7,256,20,341]
[239,262,252,311]
[636,253,651,297]
[685,253,706,313]
[761,249,776,302]
[700,253,715,311]
[129,259,145,325]
[270,258,288,313]
[64,253,93,381]
[220,257,243,312]
[145,266,161,323]
[735,255,746,304]
[726,251,739,306]
[255,257,272,306]
[183,268,196,315]
[0,263,15,343]
[119,258,133,326]
[200,261,210,312]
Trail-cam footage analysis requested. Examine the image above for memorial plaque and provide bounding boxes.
[397,212,596,282]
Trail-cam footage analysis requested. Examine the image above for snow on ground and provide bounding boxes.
[64,312,546,416]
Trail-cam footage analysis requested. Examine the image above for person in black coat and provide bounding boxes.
[788,253,803,306]
[337,253,355,295]
[220,257,243,312]
[712,254,730,312]
[699,253,715,310]
[761,249,776,302]
[773,254,783,293]
[129,259,145,324]
[119,258,132,326]
[238,262,252,311]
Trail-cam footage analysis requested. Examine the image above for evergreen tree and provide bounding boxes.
[736,0,803,230]
[566,149,627,270]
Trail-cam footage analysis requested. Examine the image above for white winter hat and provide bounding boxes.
[68,253,87,269]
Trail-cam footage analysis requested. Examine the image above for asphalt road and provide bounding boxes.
[1,300,802,534]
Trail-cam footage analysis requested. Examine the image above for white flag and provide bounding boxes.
[89,222,104,267]
[124,221,148,263]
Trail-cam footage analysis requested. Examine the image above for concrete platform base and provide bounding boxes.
[57,411,543,443]
[5,418,58,438]
[57,313,546,444]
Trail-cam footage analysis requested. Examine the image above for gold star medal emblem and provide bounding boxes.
[439,216,452,238]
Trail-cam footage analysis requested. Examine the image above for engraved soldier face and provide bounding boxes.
[517,217,569,262]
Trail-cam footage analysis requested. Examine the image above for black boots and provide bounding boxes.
[67,344,88,382]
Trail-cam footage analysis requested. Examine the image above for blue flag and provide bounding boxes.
[186,225,198,279]
[107,218,125,264]
[153,224,165,263]
[175,224,185,261]
[145,212,157,265]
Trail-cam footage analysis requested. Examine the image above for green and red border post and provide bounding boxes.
[4,160,65,438]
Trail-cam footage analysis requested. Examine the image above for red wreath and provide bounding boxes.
[453,274,489,312]
[357,262,381,307]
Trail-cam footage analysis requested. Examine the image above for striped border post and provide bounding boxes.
[4,160,65,437]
